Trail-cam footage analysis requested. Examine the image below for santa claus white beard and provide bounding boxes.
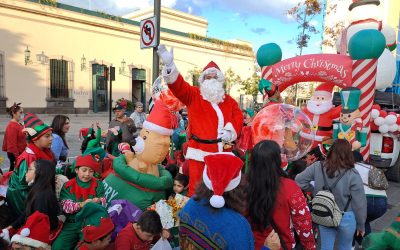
[307,100,333,115]
[200,79,225,104]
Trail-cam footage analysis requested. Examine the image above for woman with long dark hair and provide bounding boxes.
[2,102,26,171]
[248,140,315,250]
[296,139,366,250]
[4,160,59,234]
[51,115,70,162]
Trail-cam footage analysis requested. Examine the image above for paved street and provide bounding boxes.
[0,113,398,233]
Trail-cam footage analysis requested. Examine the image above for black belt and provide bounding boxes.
[191,134,222,144]
[317,126,333,131]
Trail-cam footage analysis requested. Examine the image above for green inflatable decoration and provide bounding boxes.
[258,78,273,94]
[256,43,282,67]
[348,29,386,60]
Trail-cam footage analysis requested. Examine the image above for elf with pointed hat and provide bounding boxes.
[333,87,368,150]
[301,83,341,148]
[103,100,174,210]
[6,113,54,217]
[52,154,106,250]
[259,78,283,107]
[75,203,114,250]
[157,45,243,196]
[178,152,255,249]
[10,211,51,250]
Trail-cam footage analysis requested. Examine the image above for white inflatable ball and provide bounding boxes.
[385,114,397,125]
[374,117,385,126]
[389,124,398,132]
[379,124,389,134]
[371,109,380,119]
[376,49,397,90]
[381,24,396,49]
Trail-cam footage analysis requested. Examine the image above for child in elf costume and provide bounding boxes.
[75,203,115,250]
[333,87,368,151]
[52,154,106,250]
[6,113,54,218]
[103,100,174,211]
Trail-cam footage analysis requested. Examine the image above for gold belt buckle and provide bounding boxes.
[311,125,318,131]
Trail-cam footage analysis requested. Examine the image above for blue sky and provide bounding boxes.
[58,0,325,59]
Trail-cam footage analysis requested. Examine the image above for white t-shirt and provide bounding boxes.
[354,163,387,197]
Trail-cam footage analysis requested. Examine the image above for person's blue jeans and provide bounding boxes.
[365,196,387,235]
[319,211,356,250]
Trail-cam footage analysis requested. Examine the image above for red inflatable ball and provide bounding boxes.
[397,116,400,125]
[379,110,388,118]
[372,104,381,110]
[370,122,379,131]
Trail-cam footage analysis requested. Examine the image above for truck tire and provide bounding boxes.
[386,156,400,182]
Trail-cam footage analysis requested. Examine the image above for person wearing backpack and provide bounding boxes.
[295,139,366,250]
[352,151,388,245]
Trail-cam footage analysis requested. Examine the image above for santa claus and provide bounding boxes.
[301,83,341,148]
[157,45,243,196]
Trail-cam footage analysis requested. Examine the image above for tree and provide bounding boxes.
[322,3,345,50]
[240,67,260,104]
[224,67,241,95]
[187,67,203,87]
[286,0,322,55]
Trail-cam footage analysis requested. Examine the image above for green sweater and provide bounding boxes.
[103,155,173,210]
[6,160,29,215]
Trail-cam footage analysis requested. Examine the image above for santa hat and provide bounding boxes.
[75,154,101,173]
[143,100,176,136]
[11,211,50,248]
[198,61,225,84]
[202,153,243,208]
[76,202,115,243]
[349,0,380,11]
[314,83,335,99]
[79,127,94,140]
[23,113,52,141]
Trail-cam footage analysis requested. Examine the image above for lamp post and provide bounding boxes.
[24,46,31,66]
[119,59,126,74]
[81,54,87,71]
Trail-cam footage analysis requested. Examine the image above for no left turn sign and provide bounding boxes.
[140,16,158,49]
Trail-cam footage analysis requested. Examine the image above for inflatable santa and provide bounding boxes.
[157,45,243,196]
[301,83,341,148]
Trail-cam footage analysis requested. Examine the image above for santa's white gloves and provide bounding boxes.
[157,45,179,83]
[0,228,10,244]
[157,45,174,67]
[219,130,233,142]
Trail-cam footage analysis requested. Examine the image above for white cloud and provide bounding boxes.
[310,20,319,27]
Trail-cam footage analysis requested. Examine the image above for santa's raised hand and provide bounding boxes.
[157,44,174,67]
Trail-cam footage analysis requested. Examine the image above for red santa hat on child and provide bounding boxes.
[143,100,176,136]
[198,61,225,84]
[11,211,50,249]
[75,154,101,173]
[202,152,243,208]
[313,83,335,99]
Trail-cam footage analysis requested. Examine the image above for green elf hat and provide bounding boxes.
[75,203,114,243]
[83,146,106,162]
[23,113,52,141]
[245,108,255,118]
[340,87,361,114]
[362,213,400,250]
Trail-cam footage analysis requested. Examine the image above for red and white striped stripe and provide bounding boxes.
[352,59,378,160]
[261,66,272,80]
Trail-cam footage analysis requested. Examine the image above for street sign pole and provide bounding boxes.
[152,0,161,84]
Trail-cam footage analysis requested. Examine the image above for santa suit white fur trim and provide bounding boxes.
[25,148,34,154]
[198,67,225,84]
[11,234,50,249]
[299,131,324,142]
[186,147,211,162]
[223,122,238,142]
[313,91,332,98]
[143,121,173,136]
[211,103,224,152]
[203,165,241,192]
[162,63,179,84]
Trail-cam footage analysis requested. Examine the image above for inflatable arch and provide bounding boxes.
[257,29,387,159]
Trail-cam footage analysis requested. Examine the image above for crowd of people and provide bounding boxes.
[0,45,396,250]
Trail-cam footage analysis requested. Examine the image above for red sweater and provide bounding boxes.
[2,121,26,157]
[115,223,154,250]
[252,178,315,250]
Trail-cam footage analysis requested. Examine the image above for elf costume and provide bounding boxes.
[333,87,368,150]
[103,100,174,211]
[52,155,106,250]
[75,203,115,250]
[6,113,54,217]
[10,211,51,249]
[362,212,400,250]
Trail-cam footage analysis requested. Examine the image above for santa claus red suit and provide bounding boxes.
[157,45,243,196]
[301,83,341,148]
